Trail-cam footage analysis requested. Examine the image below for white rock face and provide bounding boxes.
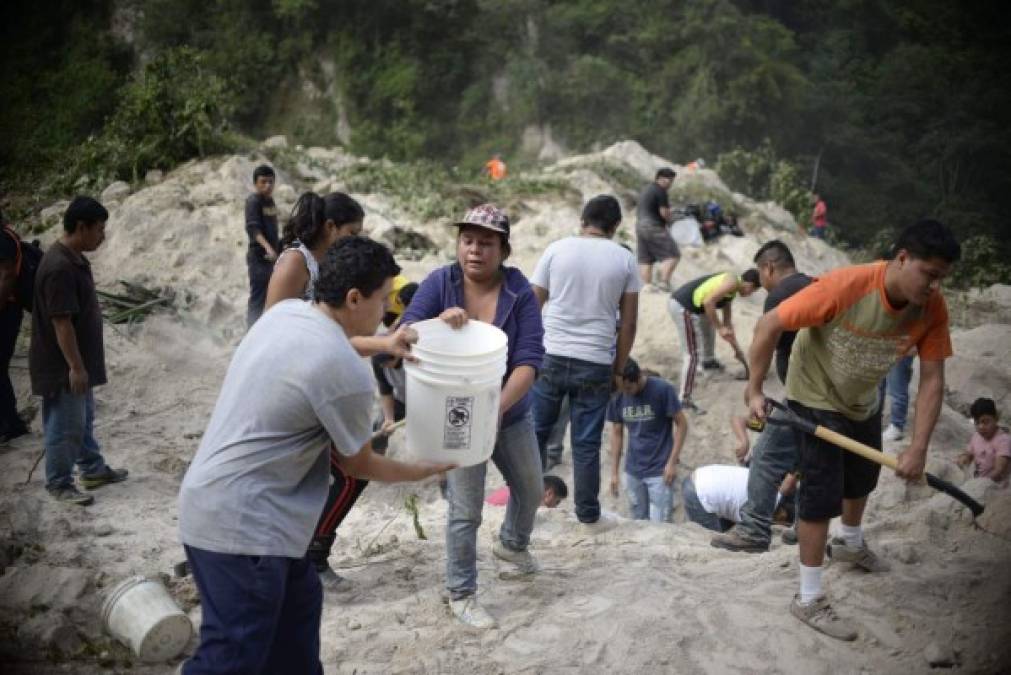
[101,180,131,203]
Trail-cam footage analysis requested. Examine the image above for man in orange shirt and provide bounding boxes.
[745,219,960,640]
[483,154,507,181]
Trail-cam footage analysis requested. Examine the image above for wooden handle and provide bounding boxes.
[814,425,899,470]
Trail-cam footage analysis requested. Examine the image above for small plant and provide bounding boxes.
[404,494,427,540]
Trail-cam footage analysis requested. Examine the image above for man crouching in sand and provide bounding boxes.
[177,237,453,674]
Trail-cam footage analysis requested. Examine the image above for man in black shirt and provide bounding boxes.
[711,240,812,552]
[30,197,128,506]
[635,168,680,292]
[245,164,280,327]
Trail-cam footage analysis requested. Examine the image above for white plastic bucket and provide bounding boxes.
[405,319,508,467]
[102,576,192,663]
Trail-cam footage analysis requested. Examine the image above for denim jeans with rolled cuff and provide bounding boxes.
[445,413,543,600]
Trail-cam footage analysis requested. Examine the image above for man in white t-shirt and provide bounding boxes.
[683,464,796,532]
[177,238,452,674]
[530,195,641,524]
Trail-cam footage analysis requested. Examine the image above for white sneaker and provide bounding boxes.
[492,541,539,579]
[882,424,904,442]
[449,595,498,629]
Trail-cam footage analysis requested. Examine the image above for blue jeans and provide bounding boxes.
[735,404,799,544]
[625,473,674,522]
[682,476,735,532]
[445,413,543,600]
[183,545,323,675]
[882,355,913,430]
[545,395,570,464]
[43,388,107,490]
[533,354,613,523]
[246,253,273,329]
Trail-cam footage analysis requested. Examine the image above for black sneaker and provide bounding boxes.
[48,485,95,506]
[702,359,725,371]
[710,530,769,553]
[80,466,129,490]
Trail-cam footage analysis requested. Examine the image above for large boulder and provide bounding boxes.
[101,180,131,203]
[946,324,1011,414]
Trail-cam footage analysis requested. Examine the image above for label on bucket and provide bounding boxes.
[443,396,474,450]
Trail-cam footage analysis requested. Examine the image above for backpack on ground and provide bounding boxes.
[3,225,44,312]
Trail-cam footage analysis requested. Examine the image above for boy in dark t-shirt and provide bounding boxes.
[245,164,280,328]
[607,358,688,522]
[712,240,810,553]
[30,197,128,506]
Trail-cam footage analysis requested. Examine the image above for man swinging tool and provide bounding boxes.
[745,219,961,641]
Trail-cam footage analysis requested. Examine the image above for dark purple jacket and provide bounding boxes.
[402,263,545,428]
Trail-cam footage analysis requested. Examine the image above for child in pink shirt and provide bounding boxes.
[956,397,1010,486]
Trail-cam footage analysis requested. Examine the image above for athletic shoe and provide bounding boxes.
[654,281,672,293]
[789,594,858,641]
[449,595,497,629]
[826,537,891,573]
[492,541,539,579]
[318,564,348,591]
[781,527,798,545]
[47,485,95,506]
[882,424,904,442]
[710,529,769,553]
[80,466,129,490]
[701,359,725,371]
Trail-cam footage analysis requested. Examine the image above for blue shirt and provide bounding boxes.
[606,377,681,479]
[402,263,545,429]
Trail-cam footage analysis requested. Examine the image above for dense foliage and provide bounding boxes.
[2,0,1009,284]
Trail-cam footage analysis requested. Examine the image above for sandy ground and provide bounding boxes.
[1,142,1010,674]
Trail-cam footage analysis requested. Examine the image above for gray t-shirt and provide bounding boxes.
[178,300,374,557]
[531,237,642,365]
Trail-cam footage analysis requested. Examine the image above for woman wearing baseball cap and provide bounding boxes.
[401,203,546,629]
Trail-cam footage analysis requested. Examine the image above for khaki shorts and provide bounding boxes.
[635,222,680,264]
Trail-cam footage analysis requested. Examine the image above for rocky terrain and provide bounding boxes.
[1,140,1009,674]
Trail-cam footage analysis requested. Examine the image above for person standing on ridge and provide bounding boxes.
[245,164,281,327]
[635,168,679,292]
[810,193,828,240]
[483,154,507,181]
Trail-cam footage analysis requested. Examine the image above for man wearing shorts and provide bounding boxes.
[635,168,679,292]
[746,219,960,641]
